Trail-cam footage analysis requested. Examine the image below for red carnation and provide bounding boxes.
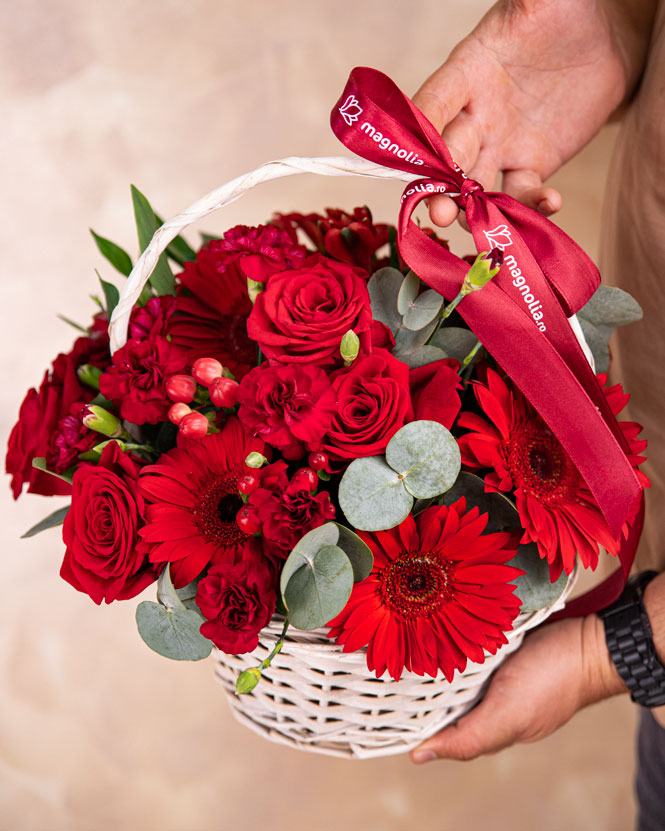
[167,225,308,377]
[99,336,188,425]
[327,499,522,681]
[196,557,276,654]
[409,358,463,429]
[247,255,373,368]
[457,368,649,581]
[237,362,337,458]
[273,206,392,272]
[319,349,412,462]
[248,464,335,552]
[138,418,267,586]
[60,442,157,604]
[128,296,177,340]
[6,331,111,499]
[46,402,98,473]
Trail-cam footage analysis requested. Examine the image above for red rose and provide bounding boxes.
[6,332,111,499]
[248,465,335,552]
[237,362,337,458]
[60,442,157,604]
[247,255,373,367]
[409,359,463,429]
[167,225,308,377]
[99,336,188,425]
[196,557,276,654]
[319,349,413,462]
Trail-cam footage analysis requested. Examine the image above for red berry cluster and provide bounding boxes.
[166,357,241,439]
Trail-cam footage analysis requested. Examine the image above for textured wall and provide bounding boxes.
[0,2,633,830]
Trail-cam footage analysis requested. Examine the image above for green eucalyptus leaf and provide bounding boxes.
[131,185,176,296]
[175,580,203,614]
[282,544,354,630]
[578,285,643,330]
[90,230,133,276]
[332,523,373,582]
[385,420,461,499]
[157,564,186,612]
[441,472,521,532]
[578,318,610,374]
[508,543,568,613]
[392,345,448,369]
[135,601,212,661]
[396,271,420,316]
[393,317,439,356]
[21,505,70,538]
[430,327,479,363]
[367,267,403,333]
[339,455,413,532]
[403,289,444,331]
[280,523,340,595]
[31,457,75,485]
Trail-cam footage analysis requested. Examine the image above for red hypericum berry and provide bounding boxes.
[308,452,329,471]
[236,506,262,535]
[166,374,197,403]
[238,473,260,495]
[179,411,209,438]
[292,467,318,493]
[209,376,240,408]
[192,357,224,387]
[323,499,336,519]
[168,402,192,425]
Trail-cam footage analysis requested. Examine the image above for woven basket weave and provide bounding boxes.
[110,156,588,759]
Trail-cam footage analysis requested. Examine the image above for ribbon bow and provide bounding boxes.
[332,67,644,615]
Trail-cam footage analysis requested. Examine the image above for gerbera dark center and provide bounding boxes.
[380,552,453,620]
[193,473,246,546]
[507,423,578,504]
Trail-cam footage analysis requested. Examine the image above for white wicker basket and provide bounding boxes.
[110,156,585,760]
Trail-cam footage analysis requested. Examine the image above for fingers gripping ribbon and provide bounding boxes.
[331,67,644,615]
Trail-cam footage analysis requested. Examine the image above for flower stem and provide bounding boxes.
[441,292,464,320]
[261,618,290,670]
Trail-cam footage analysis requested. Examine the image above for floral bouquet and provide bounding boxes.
[7,67,649,758]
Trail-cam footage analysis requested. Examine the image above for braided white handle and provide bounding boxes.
[109,156,424,353]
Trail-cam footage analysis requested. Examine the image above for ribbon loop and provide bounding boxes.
[330,67,645,613]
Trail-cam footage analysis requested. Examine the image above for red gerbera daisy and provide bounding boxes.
[327,499,521,682]
[457,368,648,581]
[138,418,266,586]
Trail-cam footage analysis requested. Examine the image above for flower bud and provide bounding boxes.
[179,411,209,439]
[236,667,262,695]
[209,376,240,408]
[460,250,503,297]
[192,357,224,387]
[77,364,103,391]
[246,277,265,305]
[308,452,329,472]
[166,374,197,404]
[82,405,124,438]
[340,329,360,365]
[245,452,268,469]
[168,402,192,425]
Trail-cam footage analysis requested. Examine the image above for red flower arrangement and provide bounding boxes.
[7,190,648,694]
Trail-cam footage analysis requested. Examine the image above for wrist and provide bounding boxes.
[580,612,627,705]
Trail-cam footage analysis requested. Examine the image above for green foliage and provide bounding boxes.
[31,457,74,485]
[131,185,176,296]
[577,285,643,373]
[21,505,70,538]
[90,230,133,276]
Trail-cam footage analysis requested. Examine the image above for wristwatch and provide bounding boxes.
[599,571,665,707]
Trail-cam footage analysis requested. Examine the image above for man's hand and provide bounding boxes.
[413,0,655,227]
[410,614,626,763]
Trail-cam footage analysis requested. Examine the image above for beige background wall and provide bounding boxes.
[0,2,634,830]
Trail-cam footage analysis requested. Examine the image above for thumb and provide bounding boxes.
[502,169,562,216]
[412,62,469,134]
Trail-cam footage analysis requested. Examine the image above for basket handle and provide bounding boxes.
[109,155,428,354]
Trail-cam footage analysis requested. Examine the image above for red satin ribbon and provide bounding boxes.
[331,66,645,615]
